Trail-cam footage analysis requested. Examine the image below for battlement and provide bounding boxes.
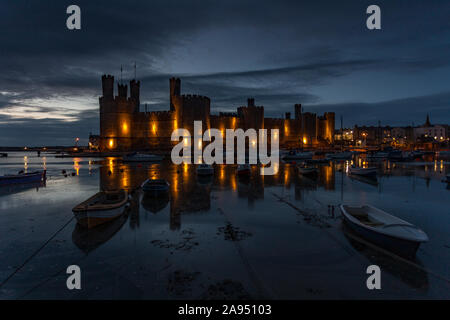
[147,110,176,120]
[99,74,334,152]
[181,94,210,102]
[118,83,127,98]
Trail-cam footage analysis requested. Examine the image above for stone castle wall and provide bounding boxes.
[99,75,334,151]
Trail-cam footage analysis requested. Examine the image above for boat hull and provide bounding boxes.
[0,171,45,186]
[197,168,214,176]
[142,186,169,197]
[342,213,422,258]
[349,168,377,176]
[74,206,127,229]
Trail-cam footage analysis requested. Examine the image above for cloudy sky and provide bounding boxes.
[0,0,449,146]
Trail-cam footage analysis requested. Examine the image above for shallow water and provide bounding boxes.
[0,152,449,299]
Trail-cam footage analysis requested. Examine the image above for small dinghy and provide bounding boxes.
[340,204,428,257]
[0,170,46,186]
[349,166,377,176]
[123,152,163,162]
[438,151,450,158]
[0,153,7,158]
[326,151,352,160]
[196,164,214,176]
[141,179,170,197]
[282,150,313,160]
[72,190,129,229]
[237,164,251,176]
[297,163,318,176]
[306,158,330,164]
[367,152,389,160]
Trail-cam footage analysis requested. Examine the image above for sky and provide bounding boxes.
[0,0,449,146]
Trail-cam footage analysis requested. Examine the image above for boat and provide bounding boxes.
[72,190,129,229]
[0,170,46,186]
[297,163,318,176]
[388,150,403,160]
[237,164,251,176]
[340,204,428,257]
[349,166,377,176]
[388,150,414,162]
[348,174,378,187]
[411,150,424,159]
[141,178,170,197]
[0,153,7,158]
[142,192,169,213]
[282,150,313,160]
[196,164,214,176]
[305,158,330,164]
[438,151,450,158]
[326,151,352,160]
[122,152,163,162]
[72,211,129,254]
[367,152,389,160]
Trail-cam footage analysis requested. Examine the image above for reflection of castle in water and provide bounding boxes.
[98,160,336,229]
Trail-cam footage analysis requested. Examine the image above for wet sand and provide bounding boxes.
[0,152,449,299]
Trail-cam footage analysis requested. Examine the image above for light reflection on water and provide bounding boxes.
[0,152,449,299]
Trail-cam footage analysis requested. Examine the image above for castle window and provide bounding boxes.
[122,122,128,134]
[108,139,115,149]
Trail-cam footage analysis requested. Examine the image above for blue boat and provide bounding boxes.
[0,170,46,186]
[141,179,170,197]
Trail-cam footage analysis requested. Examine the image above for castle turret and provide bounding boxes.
[170,77,181,111]
[130,80,140,102]
[130,79,140,112]
[102,75,114,100]
[118,83,128,98]
[295,104,302,120]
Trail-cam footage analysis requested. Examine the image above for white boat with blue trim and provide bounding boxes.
[340,204,428,257]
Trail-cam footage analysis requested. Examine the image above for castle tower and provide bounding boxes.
[295,104,302,120]
[102,75,114,100]
[130,79,140,112]
[170,77,181,111]
[118,83,128,98]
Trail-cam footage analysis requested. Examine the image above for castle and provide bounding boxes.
[98,75,335,151]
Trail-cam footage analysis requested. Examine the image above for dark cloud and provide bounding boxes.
[0,0,449,145]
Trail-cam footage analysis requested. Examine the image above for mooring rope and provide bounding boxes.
[0,216,75,289]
